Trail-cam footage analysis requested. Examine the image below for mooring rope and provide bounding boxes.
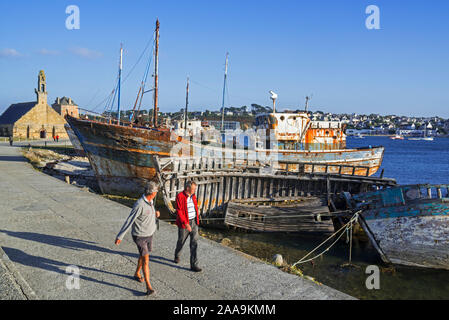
[291,211,360,267]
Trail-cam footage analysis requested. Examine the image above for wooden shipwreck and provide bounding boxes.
[224,197,334,233]
[155,155,396,233]
[345,184,449,270]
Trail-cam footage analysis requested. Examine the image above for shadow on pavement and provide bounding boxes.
[2,246,145,297]
[0,155,26,162]
[0,229,191,272]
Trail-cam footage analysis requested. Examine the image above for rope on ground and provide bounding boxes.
[291,211,360,268]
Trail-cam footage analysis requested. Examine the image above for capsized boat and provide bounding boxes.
[344,185,449,270]
[67,19,385,197]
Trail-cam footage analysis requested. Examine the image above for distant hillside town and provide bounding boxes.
[160,104,448,136]
[103,103,449,136]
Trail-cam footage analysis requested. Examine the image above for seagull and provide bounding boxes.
[269,90,278,101]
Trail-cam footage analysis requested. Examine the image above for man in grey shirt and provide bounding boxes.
[115,181,160,295]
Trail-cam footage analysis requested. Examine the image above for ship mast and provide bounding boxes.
[305,96,310,112]
[153,19,160,127]
[220,52,229,132]
[117,44,123,124]
[184,77,189,137]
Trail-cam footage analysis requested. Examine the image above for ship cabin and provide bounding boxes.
[254,112,346,151]
[173,119,219,144]
[173,119,210,136]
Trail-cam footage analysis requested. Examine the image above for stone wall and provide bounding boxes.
[12,102,68,139]
[52,104,79,118]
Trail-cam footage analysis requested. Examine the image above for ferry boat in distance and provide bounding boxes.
[408,134,434,141]
[408,136,434,141]
[66,20,385,196]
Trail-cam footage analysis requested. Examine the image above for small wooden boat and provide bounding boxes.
[224,197,334,233]
[344,185,449,270]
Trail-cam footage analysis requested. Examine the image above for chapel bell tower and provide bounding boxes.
[35,70,48,105]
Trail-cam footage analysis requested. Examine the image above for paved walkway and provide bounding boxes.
[0,143,353,300]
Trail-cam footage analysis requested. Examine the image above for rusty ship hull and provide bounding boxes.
[67,116,385,196]
[65,124,85,156]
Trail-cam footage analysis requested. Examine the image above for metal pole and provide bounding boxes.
[153,19,160,127]
[130,85,143,125]
[221,52,229,132]
[184,77,189,138]
[117,44,123,125]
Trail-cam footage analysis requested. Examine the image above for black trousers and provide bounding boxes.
[174,218,199,268]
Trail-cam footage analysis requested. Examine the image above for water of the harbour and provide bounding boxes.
[200,137,449,300]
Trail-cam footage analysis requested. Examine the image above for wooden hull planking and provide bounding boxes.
[224,197,335,233]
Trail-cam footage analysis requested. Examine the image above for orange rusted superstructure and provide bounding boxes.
[254,112,347,151]
[304,124,347,150]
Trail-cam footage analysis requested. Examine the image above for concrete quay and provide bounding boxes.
[0,142,353,300]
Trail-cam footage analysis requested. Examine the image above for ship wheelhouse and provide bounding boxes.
[254,112,347,151]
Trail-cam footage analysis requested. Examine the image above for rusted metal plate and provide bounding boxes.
[303,128,346,150]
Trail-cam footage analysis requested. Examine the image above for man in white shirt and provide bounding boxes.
[174,181,201,272]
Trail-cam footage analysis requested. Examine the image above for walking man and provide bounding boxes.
[174,181,202,272]
[115,181,160,295]
[8,136,13,146]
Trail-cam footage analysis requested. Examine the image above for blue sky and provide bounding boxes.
[0,0,448,117]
